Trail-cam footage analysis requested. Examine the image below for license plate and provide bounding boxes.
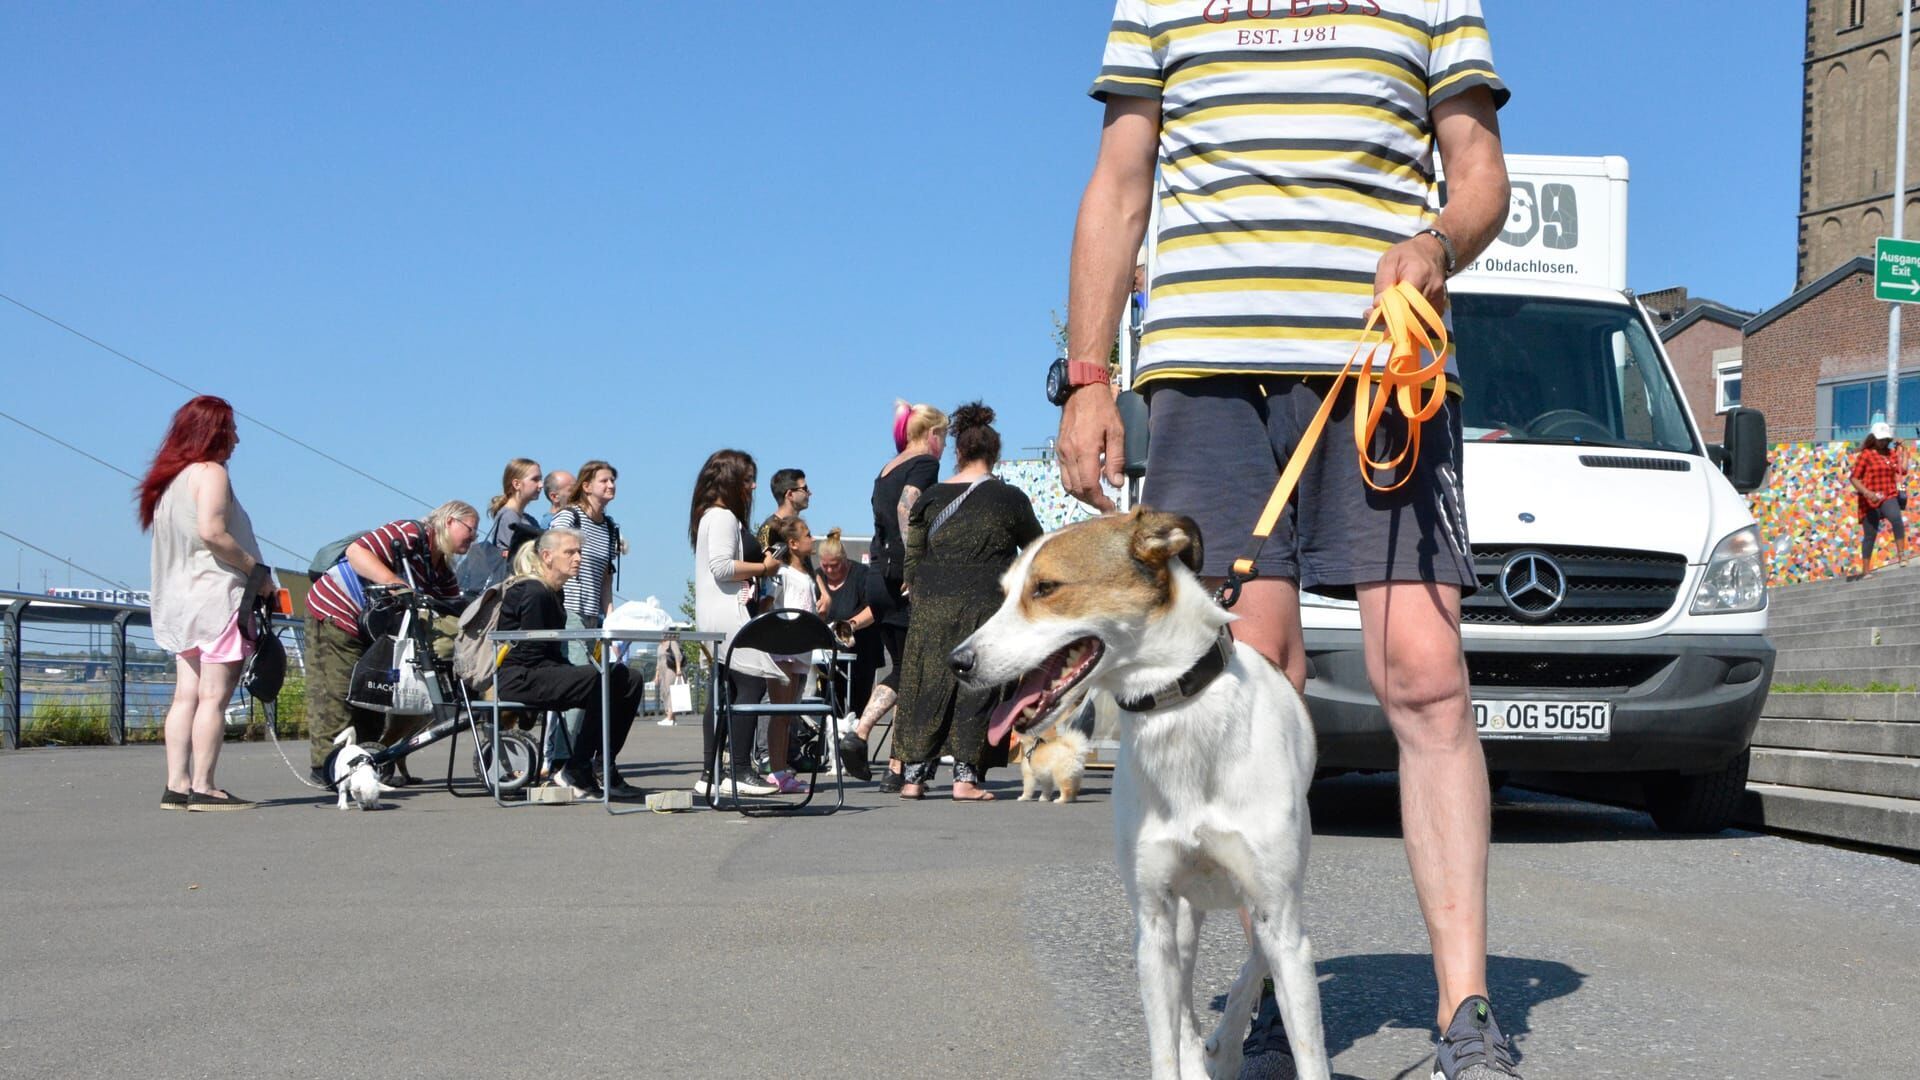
[1472,699,1611,740]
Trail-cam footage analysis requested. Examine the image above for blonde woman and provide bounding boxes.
[837,400,947,787]
[815,527,881,734]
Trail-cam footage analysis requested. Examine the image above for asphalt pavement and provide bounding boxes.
[3,728,1915,1079]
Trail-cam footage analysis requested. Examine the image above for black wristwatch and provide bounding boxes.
[1046,356,1069,406]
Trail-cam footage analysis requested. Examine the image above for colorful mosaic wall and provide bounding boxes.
[1748,442,1919,586]
[1002,448,1913,588]
[995,458,1116,533]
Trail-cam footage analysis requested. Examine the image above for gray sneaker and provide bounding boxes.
[1432,996,1521,1079]
[1240,978,1296,1078]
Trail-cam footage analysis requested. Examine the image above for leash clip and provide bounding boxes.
[1213,568,1254,610]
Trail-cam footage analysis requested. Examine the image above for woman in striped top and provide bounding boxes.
[544,460,622,779]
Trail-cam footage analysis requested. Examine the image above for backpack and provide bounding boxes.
[455,514,512,593]
[453,578,517,693]
[308,519,427,582]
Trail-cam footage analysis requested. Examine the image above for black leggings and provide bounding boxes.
[703,670,765,780]
[496,662,642,771]
[1865,499,1907,563]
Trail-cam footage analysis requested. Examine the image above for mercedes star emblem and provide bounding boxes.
[1498,551,1567,620]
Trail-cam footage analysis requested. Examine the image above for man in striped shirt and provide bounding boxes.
[1057,3,1521,1076]
[305,502,478,773]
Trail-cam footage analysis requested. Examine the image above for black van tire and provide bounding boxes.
[1644,748,1750,834]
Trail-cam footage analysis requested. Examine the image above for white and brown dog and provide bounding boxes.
[1010,720,1089,804]
[952,509,1329,1080]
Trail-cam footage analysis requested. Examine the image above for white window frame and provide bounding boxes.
[1713,348,1742,414]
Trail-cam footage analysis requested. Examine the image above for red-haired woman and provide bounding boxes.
[138,395,271,811]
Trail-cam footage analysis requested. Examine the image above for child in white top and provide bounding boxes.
[764,517,828,793]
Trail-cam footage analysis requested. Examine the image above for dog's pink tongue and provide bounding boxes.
[989,669,1051,746]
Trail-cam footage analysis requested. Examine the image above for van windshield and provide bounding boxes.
[1453,294,1698,454]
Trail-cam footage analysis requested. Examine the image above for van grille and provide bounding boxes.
[1464,545,1687,626]
[1468,653,1672,690]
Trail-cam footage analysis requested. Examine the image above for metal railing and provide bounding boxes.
[0,588,700,750]
[0,589,306,749]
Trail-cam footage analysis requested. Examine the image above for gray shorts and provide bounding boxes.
[1142,375,1474,598]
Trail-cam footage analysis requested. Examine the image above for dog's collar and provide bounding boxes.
[1117,629,1234,713]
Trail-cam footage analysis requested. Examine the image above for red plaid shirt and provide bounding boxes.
[1852,447,1906,521]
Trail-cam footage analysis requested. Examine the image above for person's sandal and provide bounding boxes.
[878,766,905,794]
[899,782,925,800]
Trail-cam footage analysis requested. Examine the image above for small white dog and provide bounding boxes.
[328,727,386,811]
[953,509,1329,1080]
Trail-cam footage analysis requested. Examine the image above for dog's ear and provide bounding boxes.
[1130,510,1203,574]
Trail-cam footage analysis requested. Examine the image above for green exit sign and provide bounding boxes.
[1877,236,1920,303]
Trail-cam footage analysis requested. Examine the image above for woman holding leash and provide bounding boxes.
[139,395,272,811]
[892,402,1042,800]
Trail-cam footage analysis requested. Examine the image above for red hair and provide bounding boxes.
[137,396,238,529]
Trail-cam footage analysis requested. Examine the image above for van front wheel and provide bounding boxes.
[1643,749,1750,834]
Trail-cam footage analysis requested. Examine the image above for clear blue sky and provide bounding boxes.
[1,1,1807,608]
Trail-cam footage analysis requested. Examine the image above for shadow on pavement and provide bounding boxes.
[1306,772,1709,845]
[1212,951,1581,1077]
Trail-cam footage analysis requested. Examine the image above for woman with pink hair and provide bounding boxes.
[836,400,947,788]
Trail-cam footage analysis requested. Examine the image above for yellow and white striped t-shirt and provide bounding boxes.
[1091,0,1508,387]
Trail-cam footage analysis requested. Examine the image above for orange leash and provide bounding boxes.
[1215,281,1451,608]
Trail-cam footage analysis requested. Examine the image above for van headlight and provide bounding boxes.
[1691,526,1767,615]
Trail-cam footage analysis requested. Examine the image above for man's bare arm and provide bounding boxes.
[1059,95,1161,510]
[1374,86,1509,310]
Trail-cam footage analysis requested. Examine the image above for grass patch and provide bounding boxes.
[1771,679,1918,693]
[21,695,115,746]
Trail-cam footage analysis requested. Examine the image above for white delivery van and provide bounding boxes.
[1118,155,1775,833]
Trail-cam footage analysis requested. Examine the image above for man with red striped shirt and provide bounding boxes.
[305,501,479,773]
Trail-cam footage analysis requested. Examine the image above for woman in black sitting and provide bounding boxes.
[495,526,646,799]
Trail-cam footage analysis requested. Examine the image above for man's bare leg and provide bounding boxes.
[1356,580,1488,1029]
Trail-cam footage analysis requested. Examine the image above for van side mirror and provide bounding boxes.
[1721,407,1767,493]
[1116,389,1150,480]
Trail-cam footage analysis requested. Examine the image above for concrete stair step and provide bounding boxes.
[1770,626,1920,652]
[1766,613,1920,635]
[1772,643,1920,671]
[1771,563,1920,602]
[1738,782,1920,853]
[1749,747,1920,801]
[1763,691,1920,721]
[1769,666,1920,690]
[1767,599,1920,627]
[1754,717,1920,756]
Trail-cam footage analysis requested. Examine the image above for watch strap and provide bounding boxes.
[1416,226,1456,274]
[1067,360,1112,387]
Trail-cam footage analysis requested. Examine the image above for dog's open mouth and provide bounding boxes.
[988,637,1103,746]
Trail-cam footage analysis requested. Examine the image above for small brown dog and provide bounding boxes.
[1011,725,1089,803]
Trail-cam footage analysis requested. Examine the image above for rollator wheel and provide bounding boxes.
[473,730,540,794]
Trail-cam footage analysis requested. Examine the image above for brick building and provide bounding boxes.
[1801,0,1920,286]
[1743,256,1920,441]
[1648,289,1751,443]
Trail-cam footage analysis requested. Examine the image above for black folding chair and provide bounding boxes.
[708,608,846,816]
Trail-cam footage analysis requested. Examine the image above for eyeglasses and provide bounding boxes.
[792,485,810,493]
